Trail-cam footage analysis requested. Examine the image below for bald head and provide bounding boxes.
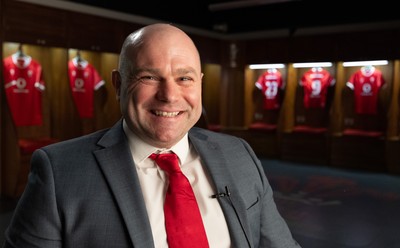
[112,23,204,148]
[118,23,201,82]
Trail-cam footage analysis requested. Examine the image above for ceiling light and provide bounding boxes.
[249,63,285,69]
[292,62,333,68]
[342,60,388,67]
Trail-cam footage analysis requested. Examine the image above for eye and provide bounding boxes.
[139,75,160,85]
[178,76,194,85]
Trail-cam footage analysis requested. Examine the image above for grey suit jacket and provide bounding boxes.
[3,120,300,248]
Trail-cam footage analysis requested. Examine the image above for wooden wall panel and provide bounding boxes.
[280,65,298,132]
[387,60,400,138]
[1,96,20,197]
[336,30,397,61]
[2,0,67,47]
[245,38,290,64]
[192,35,222,64]
[96,53,121,130]
[331,63,346,135]
[202,64,221,126]
[67,12,125,53]
[289,35,337,62]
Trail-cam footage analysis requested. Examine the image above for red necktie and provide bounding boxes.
[149,152,209,248]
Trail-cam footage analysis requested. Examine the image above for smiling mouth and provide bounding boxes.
[153,110,180,117]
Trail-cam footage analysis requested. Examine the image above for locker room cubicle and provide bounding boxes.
[1,0,400,198]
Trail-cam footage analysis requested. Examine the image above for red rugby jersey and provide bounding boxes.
[300,67,335,108]
[347,66,385,115]
[255,68,285,110]
[68,57,105,118]
[3,54,45,126]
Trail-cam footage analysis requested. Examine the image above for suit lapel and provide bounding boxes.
[94,121,155,248]
[189,129,252,248]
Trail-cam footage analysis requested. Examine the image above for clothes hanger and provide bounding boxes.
[76,50,83,63]
[73,50,88,67]
[361,64,375,75]
[16,43,27,58]
[311,66,323,72]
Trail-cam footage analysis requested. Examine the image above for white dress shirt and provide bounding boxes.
[123,120,231,248]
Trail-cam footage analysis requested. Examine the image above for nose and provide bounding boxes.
[156,78,179,102]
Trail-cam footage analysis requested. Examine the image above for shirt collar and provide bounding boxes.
[122,119,189,165]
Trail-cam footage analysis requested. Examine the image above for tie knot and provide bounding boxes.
[149,152,181,173]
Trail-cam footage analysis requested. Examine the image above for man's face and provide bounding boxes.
[115,33,203,148]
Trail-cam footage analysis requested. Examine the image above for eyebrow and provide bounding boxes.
[133,67,197,75]
[176,68,196,75]
[132,67,158,75]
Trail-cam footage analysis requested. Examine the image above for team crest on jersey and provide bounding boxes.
[73,78,86,92]
[361,83,372,96]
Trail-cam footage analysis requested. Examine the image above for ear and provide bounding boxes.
[112,69,121,101]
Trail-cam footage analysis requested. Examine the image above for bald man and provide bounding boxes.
[3,24,301,248]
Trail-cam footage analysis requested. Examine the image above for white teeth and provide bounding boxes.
[154,111,179,117]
